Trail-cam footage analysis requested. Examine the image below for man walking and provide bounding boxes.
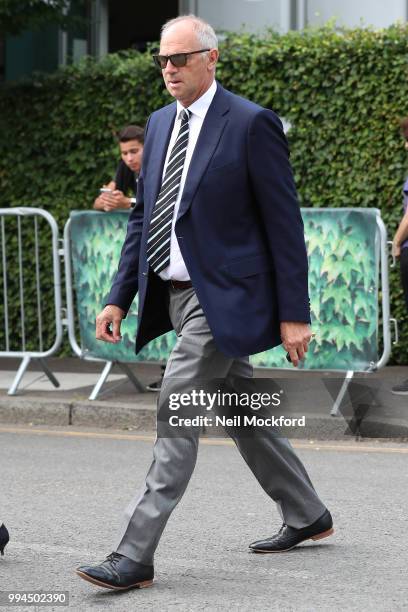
[77,15,333,591]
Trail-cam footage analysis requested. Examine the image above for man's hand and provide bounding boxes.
[101,189,131,211]
[392,241,401,258]
[96,305,125,343]
[280,321,313,367]
[94,189,132,212]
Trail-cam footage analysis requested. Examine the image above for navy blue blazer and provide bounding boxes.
[107,83,310,358]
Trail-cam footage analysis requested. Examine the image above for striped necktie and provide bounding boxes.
[147,108,191,274]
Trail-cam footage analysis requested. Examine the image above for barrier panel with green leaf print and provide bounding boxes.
[64,210,177,400]
[65,208,391,403]
[253,208,390,372]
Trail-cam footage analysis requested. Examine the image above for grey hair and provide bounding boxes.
[161,14,218,49]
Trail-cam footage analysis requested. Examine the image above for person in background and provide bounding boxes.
[0,523,9,556]
[94,125,144,211]
[391,117,408,395]
[94,124,164,391]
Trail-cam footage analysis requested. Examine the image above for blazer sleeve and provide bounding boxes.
[106,118,151,314]
[105,172,145,314]
[247,109,310,323]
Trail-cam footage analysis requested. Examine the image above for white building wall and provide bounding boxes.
[306,0,407,28]
[188,0,284,33]
[181,0,408,32]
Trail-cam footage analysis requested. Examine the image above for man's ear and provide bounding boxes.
[208,49,219,70]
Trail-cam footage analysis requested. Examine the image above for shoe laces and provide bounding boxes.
[270,524,287,540]
[106,552,123,567]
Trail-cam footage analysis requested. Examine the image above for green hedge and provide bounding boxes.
[0,25,408,362]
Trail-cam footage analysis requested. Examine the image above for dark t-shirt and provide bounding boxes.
[114,159,138,197]
[402,177,408,250]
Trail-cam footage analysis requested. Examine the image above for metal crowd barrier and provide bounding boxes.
[63,215,145,400]
[0,207,397,409]
[63,208,395,407]
[0,208,63,395]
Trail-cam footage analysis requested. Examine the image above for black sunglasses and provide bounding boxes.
[152,49,210,69]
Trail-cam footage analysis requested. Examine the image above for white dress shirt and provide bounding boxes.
[158,80,217,281]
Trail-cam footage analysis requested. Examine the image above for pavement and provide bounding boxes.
[0,358,407,440]
[1,360,408,611]
[0,425,408,611]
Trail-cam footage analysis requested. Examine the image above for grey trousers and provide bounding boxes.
[116,286,327,564]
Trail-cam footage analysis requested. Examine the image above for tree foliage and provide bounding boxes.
[0,0,88,36]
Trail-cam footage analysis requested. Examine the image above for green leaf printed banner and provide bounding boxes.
[69,208,380,371]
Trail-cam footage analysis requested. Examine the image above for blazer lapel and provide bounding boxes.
[146,103,176,216]
[177,84,230,221]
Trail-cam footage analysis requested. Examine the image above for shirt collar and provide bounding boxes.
[176,80,217,120]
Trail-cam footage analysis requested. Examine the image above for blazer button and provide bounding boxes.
[142,271,148,276]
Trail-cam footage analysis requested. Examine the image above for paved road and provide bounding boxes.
[0,426,407,611]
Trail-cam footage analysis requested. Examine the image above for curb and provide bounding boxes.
[0,397,156,429]
[1,397,408,440]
